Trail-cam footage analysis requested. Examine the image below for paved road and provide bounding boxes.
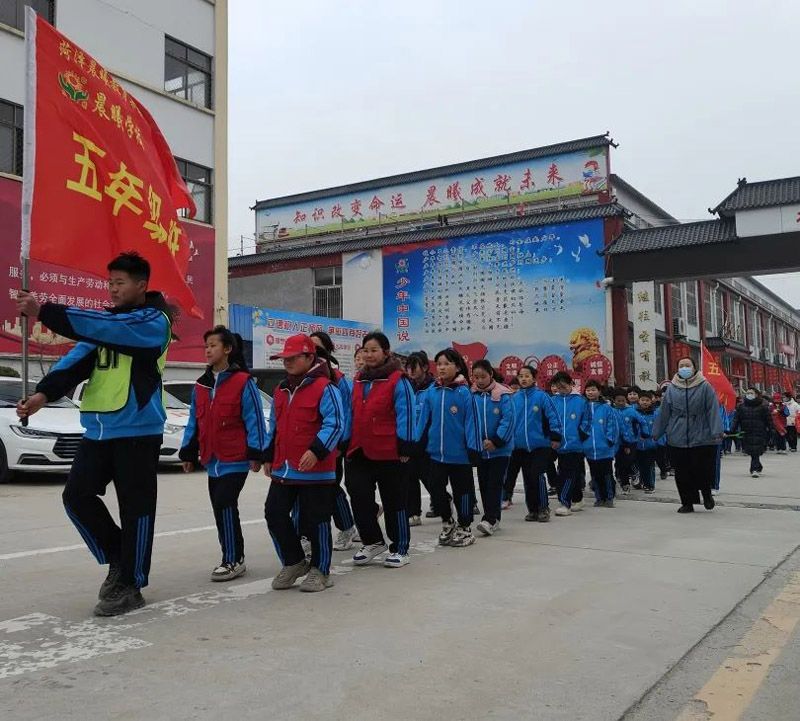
[1,451,799,720]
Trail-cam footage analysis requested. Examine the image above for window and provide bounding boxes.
[733,301,746,344]
[314,266,341,287]
[746,305,754,348]
[175,158,213,224]
[653,283,663,315]
[714,288,725,336]
[164,36,213,109]
[753,312,763,349]
[0,0,54,31]
[656,338,667,382]
[0,99,23,176]
[626,285,633,305]
[671,283,683,321]
[702,283,712,335]
[313,266,342,318]
[685,282,698,326]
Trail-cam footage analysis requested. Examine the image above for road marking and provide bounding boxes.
[0,538,440,680]
[0,519,266,561]
[675,571,800,721]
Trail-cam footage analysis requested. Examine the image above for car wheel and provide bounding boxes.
[0,441,14,484]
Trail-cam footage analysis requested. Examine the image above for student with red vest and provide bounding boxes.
[346,332,416,568]
[180,327,268,582]
[264,334,345,593]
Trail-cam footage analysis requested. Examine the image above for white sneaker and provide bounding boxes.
[571,500,584,512]
[501,499,512,510]
[333,526,357,552]
[711,489,718,496]
[384,552,410,568]
[352,542,388,565]
[751,471,760,478]
[449,526,476,547]
[300,536,312,560]
[409,515,422,527]
[211,560,246,582]
[554,504,572,516]
[476,520,495,536]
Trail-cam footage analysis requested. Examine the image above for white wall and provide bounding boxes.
[342,249,383,327]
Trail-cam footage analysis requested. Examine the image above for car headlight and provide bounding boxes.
[11,425,59,438]
[164,423,183,434]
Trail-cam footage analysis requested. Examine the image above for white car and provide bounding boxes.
[0,378,84,483]
[71,381,189,465]
[164,379,273,427]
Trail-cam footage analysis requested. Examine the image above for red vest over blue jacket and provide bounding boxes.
[195,371,250,465]
[348,370,403,461]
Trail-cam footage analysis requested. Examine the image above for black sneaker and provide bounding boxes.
[524,512,537,522]
[98,562,121,600]
[632,482,643,490]
[425,509,438,519]
[660,471,668,480]
[93,584,145,617]
[703,494,715,510]
[547,487,557,497]
[677,505,694,514]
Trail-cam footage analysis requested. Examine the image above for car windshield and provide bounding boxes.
[0,380,77,408]
[163,390,188,410]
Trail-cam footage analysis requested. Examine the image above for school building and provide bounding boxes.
[229,134,800,393]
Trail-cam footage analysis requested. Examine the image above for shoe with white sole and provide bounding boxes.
[554,504,571,516]
[352,542,388,565]
[571,500,584,512]
[272,559,310,590]
[501,499,512,510]
[299,567,334,592]
[211,560,246,582]
[751,471,760,478]
[449,526,476,547]
[476,519,498,536]
[334,526,358,552]
[408,515,422,527]
[384,552,410,568]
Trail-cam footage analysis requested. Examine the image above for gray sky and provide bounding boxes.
[228,0,800,307]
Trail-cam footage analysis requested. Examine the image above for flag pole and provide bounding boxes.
[20,7,37,426]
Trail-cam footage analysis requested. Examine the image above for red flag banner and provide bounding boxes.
[22,9,201,317]
[701,343,736,412]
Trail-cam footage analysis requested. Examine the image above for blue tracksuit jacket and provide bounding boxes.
[552,393,588,454]
[415,379,477,465]
[472,383,516,459]
[580,400,619,461]
[512,386,562,451]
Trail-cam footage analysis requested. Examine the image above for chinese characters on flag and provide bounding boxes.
[701,343,736,412]
[22,10,202,317]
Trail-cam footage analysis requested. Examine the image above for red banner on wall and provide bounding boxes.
[1,175,212,362]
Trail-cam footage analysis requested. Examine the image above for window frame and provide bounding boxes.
[0,98,24,177]
[174,157,213,224]
[0,0,55,31]
[164,35,213,109]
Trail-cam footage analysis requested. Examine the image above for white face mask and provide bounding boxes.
[745,392,756,401]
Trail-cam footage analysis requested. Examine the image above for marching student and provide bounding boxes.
[550,371,587,516]
[405,351,436,524]
[470,360,515,536]
[264,334,345,593]
[16,252,170,617]
[633,391,660,494]
[346,332,416,568]
[512,365,562,522]
[731,387,772,478]
[580,380,619,507]
[309,331,358,552]
[769,393,790,455]
[612,388,638,493]
[624,386,643,488]
[180,326,268,581]
[415,348,479,547]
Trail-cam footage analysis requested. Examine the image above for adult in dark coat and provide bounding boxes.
[731,387,772,477]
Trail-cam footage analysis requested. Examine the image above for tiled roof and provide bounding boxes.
[230,203,625,268]
[253,134,613,210]
[605,218,736,255]
[713,176,800,215]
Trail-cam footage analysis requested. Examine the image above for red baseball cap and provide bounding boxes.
[269,333,317,360]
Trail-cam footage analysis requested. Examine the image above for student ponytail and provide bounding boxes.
[203,326,249,372]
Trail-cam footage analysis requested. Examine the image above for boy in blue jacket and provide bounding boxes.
[16,252,171,617]
[550,371,588,516]
[580,380,619,507]
[512,365,562,522]
[612,389,638,493]
[633,391,660,494]
[470,360,515,536]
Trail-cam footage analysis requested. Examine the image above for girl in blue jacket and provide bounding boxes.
[470,360,515,536]
[633,391,661,493]
[580,380,619,507]
[511,365,562,522]
[415,349,478,548]
[550,371,588,516]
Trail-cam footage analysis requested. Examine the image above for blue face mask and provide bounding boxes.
[677,367,694,380]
